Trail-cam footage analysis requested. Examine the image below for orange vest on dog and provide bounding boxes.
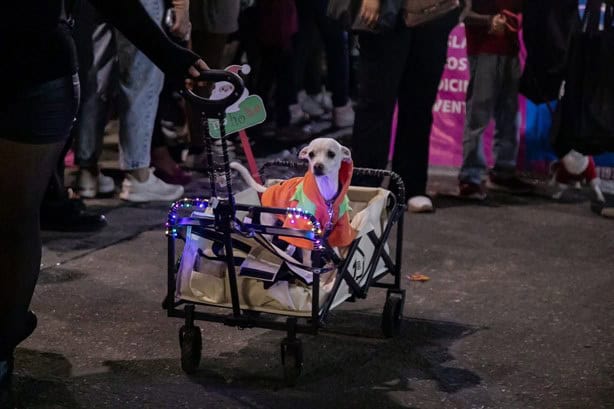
[261,161,356,249]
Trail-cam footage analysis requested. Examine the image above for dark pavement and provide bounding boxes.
[16,135,614,408]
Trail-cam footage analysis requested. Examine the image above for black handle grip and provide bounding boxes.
[181,69,246,115]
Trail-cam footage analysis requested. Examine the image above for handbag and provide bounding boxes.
[401,0,459,27]
[327,0,403,32]
[550,0,614,156]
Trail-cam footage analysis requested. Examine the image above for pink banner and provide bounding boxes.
[429,25,494,168]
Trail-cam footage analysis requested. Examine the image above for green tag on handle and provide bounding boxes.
[208,95,267,139]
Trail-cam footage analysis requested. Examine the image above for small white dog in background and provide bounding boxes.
[550,150,605,202]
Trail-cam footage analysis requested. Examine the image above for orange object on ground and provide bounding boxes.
[407,273,430,282]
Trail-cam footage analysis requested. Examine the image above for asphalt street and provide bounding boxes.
[15,157,614,409]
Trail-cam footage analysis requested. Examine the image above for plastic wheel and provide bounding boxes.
[382,294,404,338]
[281,338,303,386]
[179,325,202,374]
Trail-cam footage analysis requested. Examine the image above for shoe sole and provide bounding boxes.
[79,187,115,199]
[458,192,487,201]
[486,180,533,194]
[601,207,614,218]
[333,121,354,129]
[119,190,184,203]
[408,204,434,213]
[78,188,97,199]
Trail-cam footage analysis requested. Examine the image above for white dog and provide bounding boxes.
[231,138,357,262]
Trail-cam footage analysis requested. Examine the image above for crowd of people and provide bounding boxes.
[36,0,534,229]
[2,0,611,406]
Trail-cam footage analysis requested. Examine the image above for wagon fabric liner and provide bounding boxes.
[175,186,392,317]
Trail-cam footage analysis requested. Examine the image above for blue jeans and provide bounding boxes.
[459,54,521,184]
[74,0,164,170]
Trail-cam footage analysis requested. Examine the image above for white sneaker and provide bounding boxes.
[119,168,184,202]
[212,139,236,158]
[78,169,116,199]
[298,91,325,118]
[289,103,310,125]
[160,120,189,143]
[333,102,355,128]
[315,91,333,112]
[407,195,434,213]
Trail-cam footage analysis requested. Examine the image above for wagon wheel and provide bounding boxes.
[179,324,202,374]
[381,293,404,338]
[281,338,303,386]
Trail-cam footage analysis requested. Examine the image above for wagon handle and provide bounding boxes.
[181,69,245,116]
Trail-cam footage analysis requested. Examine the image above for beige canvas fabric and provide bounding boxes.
[176,187,393,316]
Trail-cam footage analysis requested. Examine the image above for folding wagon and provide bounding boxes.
[163,70,408,385]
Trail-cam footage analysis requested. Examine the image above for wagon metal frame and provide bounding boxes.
[163,70,408,384]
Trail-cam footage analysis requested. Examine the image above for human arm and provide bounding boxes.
[170,0,192,40]
[464,6,506,35]
[360,0,380,28]
[87,0,206,79]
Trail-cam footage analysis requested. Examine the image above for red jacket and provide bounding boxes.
[465,0,523,56]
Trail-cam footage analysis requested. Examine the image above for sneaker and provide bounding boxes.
[602,207,614,218]
[298,91,325,118]
[407,195,434,213]
[40,198,107,232]
[333,102,355,128]
[591,194,614,218]
[78,169,115,198]
[119,168,184,202]
[487,172,534,194]
[183,149,209,172]
[212,139,237,162]
[458,181,487,200]
[160,119,189,143]
[0,356,14,409]
[289,104,310,126]
[314,91,333,112]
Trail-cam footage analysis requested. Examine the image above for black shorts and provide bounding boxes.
[0,74,80,145]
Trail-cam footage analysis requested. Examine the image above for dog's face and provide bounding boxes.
[299,138,351,177]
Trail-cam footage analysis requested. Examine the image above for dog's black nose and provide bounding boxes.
[313,163,325,175]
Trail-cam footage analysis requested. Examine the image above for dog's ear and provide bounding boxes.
[341,146,352,162]
[298,146,310,160]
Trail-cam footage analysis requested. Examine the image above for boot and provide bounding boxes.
[0,355,14,409]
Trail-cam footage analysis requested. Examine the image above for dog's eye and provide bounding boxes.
[308,152,315,159]
[327,150,336,159]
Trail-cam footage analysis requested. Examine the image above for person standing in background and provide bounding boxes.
[457,0,532,199]
[293,0,355,129]
[351,0,460,213]
[74,0,189,203]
